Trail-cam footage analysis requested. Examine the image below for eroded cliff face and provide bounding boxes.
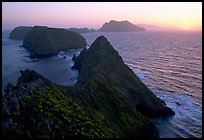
[22,26,86,58]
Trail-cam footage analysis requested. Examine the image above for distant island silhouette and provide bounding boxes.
[98,20,145,32]
[67,28,96,33]
[8,20,146,40]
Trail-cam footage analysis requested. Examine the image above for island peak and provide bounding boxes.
[98,20,145,32]
[72,36,175,118]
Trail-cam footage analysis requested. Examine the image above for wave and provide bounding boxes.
[153,92,202,138]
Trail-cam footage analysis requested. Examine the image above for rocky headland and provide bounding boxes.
[72,36,175,118]
[2,36,175,138]
[9,26,32,40]
[98,20,145,32]
[22,26,86,58]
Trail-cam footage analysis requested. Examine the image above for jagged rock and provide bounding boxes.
[98,20,145,32]
[9,26,32,40]
[22,26,87,58]
[72,36,175,118]
[71,48,88,71]
[72,54,77,61]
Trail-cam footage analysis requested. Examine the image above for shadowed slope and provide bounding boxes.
[73,36,175,118]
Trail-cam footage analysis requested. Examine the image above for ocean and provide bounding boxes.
[2,30,202,138]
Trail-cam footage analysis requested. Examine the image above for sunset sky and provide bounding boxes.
[2,2,202,31]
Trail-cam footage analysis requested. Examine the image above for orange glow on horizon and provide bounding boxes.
[2,2,202,31]
[184,25,190,30]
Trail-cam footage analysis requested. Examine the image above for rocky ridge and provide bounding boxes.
[2,36,175,138]
[72,36,175,118]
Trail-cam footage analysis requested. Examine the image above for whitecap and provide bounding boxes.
[153,92,202,138]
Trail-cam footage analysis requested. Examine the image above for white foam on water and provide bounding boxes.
[152,92,202,138]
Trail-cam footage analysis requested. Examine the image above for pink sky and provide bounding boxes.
[2,2,202,31]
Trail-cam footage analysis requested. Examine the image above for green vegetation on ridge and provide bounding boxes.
[2,36,174,138]
[4,85,113,138]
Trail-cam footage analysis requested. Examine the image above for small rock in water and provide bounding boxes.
[176,102,181,106]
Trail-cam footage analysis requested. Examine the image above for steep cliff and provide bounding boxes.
[9,26,32,40]
[72,36,175,118]
[22,26,86,58]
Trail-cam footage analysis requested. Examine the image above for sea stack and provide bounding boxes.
[22,26,86,58]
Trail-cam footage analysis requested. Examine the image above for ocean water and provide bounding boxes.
[2,30,80,93]
[2,30,202,138]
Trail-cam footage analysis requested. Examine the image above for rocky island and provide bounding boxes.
[98,20,145,32]
[2,36,175,138]
[9,26,32,40]
[22,26,86,58]
[67,28,96,34]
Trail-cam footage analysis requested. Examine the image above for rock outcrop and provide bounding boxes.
[71,48,88,71]
[98,20,145,32]
[72,36,175,118]
[22,26,86,58]
[9,26,32,40]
